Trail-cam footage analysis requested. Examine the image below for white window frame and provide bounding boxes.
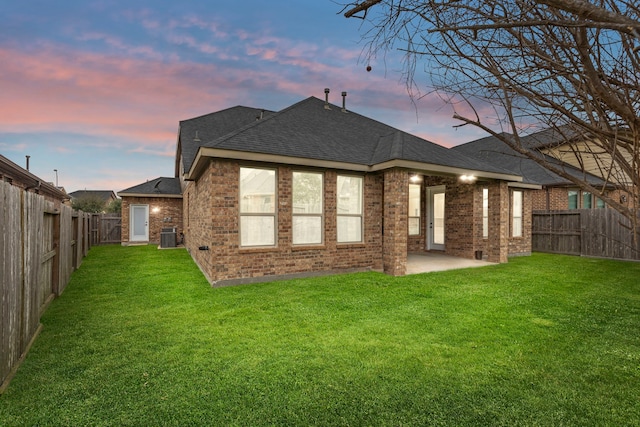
[337,175,363,243]
[239,167,277,247]
[482,188,489,239]
[512,190,523,238]
[292,171,324,245]
[408,183,421,236]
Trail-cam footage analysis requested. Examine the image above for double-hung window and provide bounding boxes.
[239,167,276,247]
[512,190,523,237]
[292,171,323,245]
[408,183,421,235]
[337,175,363,243]
[482,188,489,238]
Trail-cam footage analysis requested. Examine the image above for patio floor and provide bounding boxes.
[406,252,496,274]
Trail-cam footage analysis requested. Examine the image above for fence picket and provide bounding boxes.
[0,181,92,392]
[532,209,639,260]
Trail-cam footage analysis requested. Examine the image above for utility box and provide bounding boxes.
[160,227,177,248]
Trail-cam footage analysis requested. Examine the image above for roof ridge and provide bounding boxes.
[206,97,318,148]
[179,105,269,125]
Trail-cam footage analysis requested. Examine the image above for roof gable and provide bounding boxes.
[178,106,274,175]
[453,132,604,186]
[119,177,182,197]
[200,97,516,177]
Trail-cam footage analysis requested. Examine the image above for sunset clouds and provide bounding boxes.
[0,1,486,192]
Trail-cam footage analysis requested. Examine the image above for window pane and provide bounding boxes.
[293,172,323,213]
[293,216,322,245]
[241,216,275,246]
[240,167,275,213]
[408,184,421,216]
[337,216,362,243]
[582,192,592,209]
[513,218,523,237]
[433,192,445,245]
[596,198,605,208]
[482,188,489,238]
[513,191,523,237]
[337,176,362,214]
[568,190,578,209]
[408,217,420,235]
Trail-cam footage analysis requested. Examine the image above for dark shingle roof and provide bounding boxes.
[178,106,274,174]
[69,190,116,202]
[452,132,604,186]
[119,177,182,196]
[201,97,516,176]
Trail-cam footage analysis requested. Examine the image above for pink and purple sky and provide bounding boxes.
[1,1,488,193]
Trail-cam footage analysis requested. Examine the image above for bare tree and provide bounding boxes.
[342,0,640,244]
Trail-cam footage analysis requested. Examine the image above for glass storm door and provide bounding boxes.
[130,205,149,242]
[428,186,445,251]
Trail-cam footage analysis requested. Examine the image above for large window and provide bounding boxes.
[337,175,363,243]
[569,189,605,209]
[240,167,276,247]
[292,171,323,245]
[482,188,489,238]
[408,183,421,235]
[512,190,523,237]
[568,190,579,209]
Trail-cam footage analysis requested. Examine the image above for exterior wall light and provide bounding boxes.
[152,207,161,213]
[459,175,477,183]
[410,174,421,183]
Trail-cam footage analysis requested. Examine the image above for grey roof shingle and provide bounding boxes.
[201,97,517,176]
[178,106,274,174]
[452,132,604,186]
[119,177,182,196]
[69,190,116,202]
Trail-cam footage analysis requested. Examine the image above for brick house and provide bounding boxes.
[121,93,537,285]
[119,177,183,245]
[453,129,613,211]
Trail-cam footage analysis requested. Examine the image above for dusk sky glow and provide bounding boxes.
[1,1,489,193]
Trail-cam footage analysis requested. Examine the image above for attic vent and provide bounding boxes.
[194,131,200,142]
[324,88,331,110]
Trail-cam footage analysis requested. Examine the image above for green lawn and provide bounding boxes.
[1,246,639,426]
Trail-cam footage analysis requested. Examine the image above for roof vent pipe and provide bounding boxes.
[324,88,331,110]
[25,155,30,171]
[341,91,347,112]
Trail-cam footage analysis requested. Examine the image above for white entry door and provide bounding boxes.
[427,186,445,251]
[130,205,149,242]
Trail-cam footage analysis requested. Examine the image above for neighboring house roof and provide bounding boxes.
[453,132,605,187]
[119,177,182,198]
[184,96,522,183]
[177,106,275,176]
[69,190,117,202]
[0,154,69,201]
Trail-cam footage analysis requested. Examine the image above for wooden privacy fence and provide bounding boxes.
[90,213,121,245]
[0,181,91,392]
[532,209,640,260]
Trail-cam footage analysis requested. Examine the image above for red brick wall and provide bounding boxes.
[445,181,476,259]
[383,169,408,276]
[185,160,385,285]
[121,196,183,245]
[531,187,570,210]
[508,188,533,256]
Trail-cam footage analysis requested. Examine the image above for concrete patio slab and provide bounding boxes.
[407,252,496,274]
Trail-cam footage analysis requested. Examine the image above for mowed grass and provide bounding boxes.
[1,246,639,426]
